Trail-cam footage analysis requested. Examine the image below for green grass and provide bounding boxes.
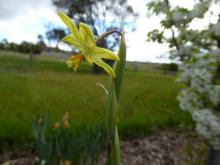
[0,50,192,146]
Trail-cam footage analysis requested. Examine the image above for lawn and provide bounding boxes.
[0,51,192,146]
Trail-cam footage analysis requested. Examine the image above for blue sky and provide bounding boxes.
[0,0,198,62]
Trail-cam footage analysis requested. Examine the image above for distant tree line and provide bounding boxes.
[161,63,178,72]
[0,32,68,55]
[0,38,45,54]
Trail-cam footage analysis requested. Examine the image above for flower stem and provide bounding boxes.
[106,32,126,165]
[96,30,122,45]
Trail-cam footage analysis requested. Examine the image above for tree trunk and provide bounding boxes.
[207,145,220,165]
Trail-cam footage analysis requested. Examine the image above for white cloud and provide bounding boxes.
[125,0,170,62]
[0,0,203,62]
[0,0,61,43]
[0,0,54,19]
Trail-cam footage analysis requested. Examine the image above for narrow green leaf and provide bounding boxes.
[114,33,126,100]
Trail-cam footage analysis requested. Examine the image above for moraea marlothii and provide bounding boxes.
[58,12,120,77]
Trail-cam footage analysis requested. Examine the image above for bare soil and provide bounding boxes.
[0,129,208,165]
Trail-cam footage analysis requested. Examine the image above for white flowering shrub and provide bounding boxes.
[190,1,209,18]
[147,0,220,152]
[178,52,220,149]
[170,45,199,61]
[172,10,187,23]
[210,22,220,36]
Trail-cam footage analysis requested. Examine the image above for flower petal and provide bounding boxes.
[84,54,94,64]
[93,47,120,61]
[62,35,81,50]
[66,54,84,71]
[58,12,80,39]
[79,22,96,47]
[93,57,116,77]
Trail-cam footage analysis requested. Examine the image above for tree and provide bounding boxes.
[147,0,220,164]
[45,28,66,50]
[37,34,47,51]
[1,38,9,49]
[147,0,218,61]
[52,0,137,73]
[37,34,44,42]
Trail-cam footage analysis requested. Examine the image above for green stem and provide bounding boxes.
[106,32,126,165]
[96,30,122,45]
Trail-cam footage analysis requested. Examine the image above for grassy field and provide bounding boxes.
[0,50,192,146]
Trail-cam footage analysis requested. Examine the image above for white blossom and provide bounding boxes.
[208,86,220,106]
[193,109,220,149]
[190,1,209,18]
[210,22,220,36]
[178,51,220,149]
[172,11,186,23]
[177,89,203,112]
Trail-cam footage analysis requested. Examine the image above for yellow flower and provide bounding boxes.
[66,54,84,71]
[58,12,120,77]
[62,112,70,128]
[53,122,60,129]
[63,160,72,165]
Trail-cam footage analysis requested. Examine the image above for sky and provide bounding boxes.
[0,0,197,62]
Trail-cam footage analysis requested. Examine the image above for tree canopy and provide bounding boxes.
[46,28,66,49]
